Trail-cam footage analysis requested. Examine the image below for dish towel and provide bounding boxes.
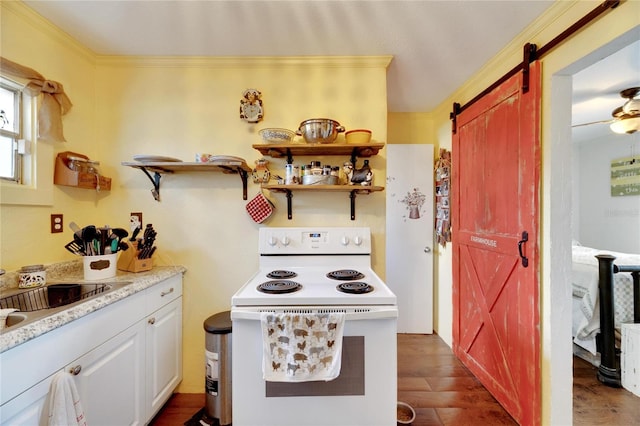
[47,371,87,426]
[261,312,345,382]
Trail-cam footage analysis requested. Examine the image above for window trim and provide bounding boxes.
[0,78,22,183]
[0,76,53,206]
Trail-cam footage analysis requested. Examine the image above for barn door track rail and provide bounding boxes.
[450,0,621,134]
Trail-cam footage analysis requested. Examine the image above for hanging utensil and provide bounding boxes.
[82,225,98,256]
[130,226,141,242]
[111,228,129,241]
[65,240,84,256]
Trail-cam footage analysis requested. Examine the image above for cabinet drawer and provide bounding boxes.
[146,275,182,314]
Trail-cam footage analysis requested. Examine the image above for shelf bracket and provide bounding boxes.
[350,190,357,220]
[239,169,249,200]
[286,190,293,220]
[139,166,162,201]
[350,149,358,166]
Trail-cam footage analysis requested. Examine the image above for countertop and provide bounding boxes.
[0,261,186,353]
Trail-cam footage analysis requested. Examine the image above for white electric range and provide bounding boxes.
[231,227,398,426]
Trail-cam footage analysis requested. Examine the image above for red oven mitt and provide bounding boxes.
[246,192,274,223]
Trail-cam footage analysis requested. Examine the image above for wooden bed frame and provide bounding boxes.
[595,255,640,387]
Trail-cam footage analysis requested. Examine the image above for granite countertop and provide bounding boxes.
[0,261,186,353]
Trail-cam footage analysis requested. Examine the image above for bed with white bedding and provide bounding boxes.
[572,244,640,365]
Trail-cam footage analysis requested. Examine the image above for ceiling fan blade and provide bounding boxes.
[572,119,614,128]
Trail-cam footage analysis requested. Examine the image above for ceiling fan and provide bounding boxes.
[573,87,640,134]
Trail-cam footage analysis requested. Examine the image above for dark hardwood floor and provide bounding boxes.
[150,334,639,425]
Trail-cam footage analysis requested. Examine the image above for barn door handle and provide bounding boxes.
[518,231,529,268]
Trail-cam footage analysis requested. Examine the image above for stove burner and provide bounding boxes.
[266,270,297,279]
[326,269,365,281]
[257,280,302,294]
[336,282,374,294]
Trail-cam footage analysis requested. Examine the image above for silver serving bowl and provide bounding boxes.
[297,118,345,144]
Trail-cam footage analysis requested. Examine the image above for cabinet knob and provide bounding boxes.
[69,365,82,375]
[424,246,432,253]
[148,317,156,325]
[160,288,174,297]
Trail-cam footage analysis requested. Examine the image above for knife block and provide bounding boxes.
[117,241,153,273]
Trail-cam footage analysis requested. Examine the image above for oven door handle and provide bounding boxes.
[231,306,398,321]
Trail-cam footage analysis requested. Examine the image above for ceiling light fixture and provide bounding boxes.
[610,115,640,134]
[610,87,640,134]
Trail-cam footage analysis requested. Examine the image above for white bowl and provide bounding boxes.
[397,401,416,424]
[259,128,296,144]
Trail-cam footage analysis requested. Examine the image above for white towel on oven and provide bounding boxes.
[260,311,345,382]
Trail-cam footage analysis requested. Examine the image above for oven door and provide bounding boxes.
[231,306,398,426]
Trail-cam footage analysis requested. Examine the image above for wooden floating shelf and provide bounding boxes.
[252,142,385,160]
[122,161,252,201]
[253,142,385,220]
[55,151,112,191]
[262,184,384,220]
[262,184,383,193]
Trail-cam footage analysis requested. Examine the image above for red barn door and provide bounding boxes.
[452,62,541,425]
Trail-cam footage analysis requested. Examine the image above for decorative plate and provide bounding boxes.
[207,155,246,163]
[240,89,263,123]
[133,155,182,163]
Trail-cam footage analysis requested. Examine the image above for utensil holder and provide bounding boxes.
[117,241,154,273]
[83,253,117,280]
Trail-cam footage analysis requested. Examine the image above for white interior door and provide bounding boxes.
[386,144,434,333]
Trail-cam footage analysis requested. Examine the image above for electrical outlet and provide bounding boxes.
[51,214,63,233]
[130,212,143,233]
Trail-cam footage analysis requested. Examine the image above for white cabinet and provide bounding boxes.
[0,274,183,426]
[146,297,183,419]
[67,320,145,426]
[0,377,51,425]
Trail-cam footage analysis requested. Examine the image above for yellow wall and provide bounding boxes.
[1,1,102,266]
[4,0,639,421]
[2,1,389,394]
[95,56,389,392]
[419,1,639,424]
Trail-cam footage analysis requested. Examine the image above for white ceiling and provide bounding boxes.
[23,0,554,113]
[20,0,639,143]
[571,39,640,143]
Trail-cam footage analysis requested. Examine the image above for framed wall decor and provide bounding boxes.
[240,88,263,123]
[611,155,640,197]
[434,148,452,247]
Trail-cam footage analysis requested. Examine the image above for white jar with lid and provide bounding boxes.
[18,264,46,288]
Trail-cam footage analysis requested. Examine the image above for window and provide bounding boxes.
[0,78,22,182]
[0,75,53,206]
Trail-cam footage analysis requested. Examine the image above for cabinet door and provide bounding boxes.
[0,374,52,426]
[146,297,183,420]
[67,320,145,426]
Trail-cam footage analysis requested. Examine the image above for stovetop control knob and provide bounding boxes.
[268,236,278,246]
[353,236,363,246]
[340,235,350,246]
[281,236,290,246]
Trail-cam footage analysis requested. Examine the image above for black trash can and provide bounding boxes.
[204,311,232,425]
